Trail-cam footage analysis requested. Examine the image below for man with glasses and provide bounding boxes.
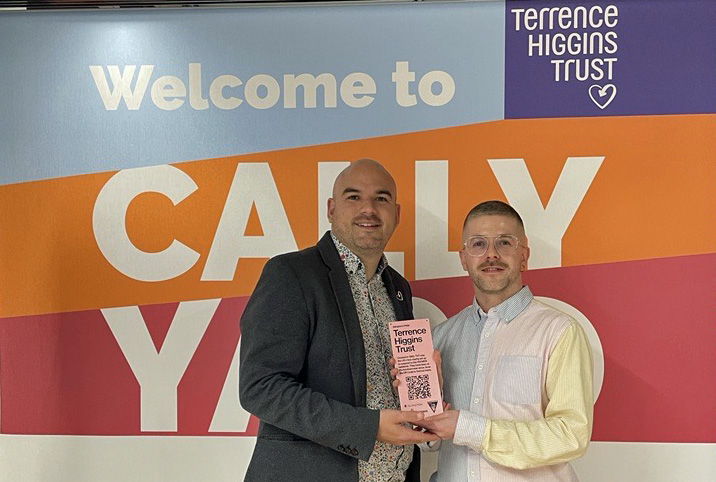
[416,200,593,481]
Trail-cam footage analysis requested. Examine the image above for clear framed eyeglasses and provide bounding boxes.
[463,235,521,257]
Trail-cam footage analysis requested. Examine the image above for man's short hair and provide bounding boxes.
[462,200,524,230]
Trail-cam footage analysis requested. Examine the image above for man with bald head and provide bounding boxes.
[240,159,438,482]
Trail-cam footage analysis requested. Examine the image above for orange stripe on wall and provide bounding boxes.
[2,114,715,317]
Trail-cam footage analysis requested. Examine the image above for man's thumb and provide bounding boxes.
[400,410,425,423]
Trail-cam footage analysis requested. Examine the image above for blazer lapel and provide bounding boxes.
[318,233,367,407]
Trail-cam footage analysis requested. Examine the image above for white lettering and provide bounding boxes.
[340,73,376,108]
[244,74,280,110]
[209,339,251,432]
[552,58,617,82]
[89,65,154,110]
[605,5,619,27]
[513,5,619,31]
[91,64,457,111]
[414,160,464,280]
[488,157,604,269]
[589,5,604,28]
[553,33,567,56]
[413,297,448,329]
[528,34,544,56]
[524,8,539,30]
[202,163,297,281]
[209,75,243,110]
[392,61,417,107]
[418,71,455,107]
[188,63,209,110]
[92,165,200,282]
[284,73,337,109]
[150,75,186,111]
[102,298,220,432]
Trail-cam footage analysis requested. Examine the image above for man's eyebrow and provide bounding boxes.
[341,187,394,199]
[375,190,393,198]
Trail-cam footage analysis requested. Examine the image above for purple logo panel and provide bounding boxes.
[505,0,716,118]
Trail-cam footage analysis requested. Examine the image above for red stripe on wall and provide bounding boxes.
[2,254,714,441]
[0,297,256,436]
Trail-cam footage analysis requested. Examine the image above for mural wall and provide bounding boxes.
[1,1,715,480]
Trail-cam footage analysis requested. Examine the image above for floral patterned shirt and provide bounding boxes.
[331,233,413,481]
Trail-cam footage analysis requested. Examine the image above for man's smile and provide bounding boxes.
[479,263,507,273]
[354,218,382,229]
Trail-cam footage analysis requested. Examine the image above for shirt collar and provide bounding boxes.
[330,231,388,278]
[473,286,533,324]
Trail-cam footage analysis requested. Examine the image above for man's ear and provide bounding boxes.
[458,247,469,272]
[395,203,401,226]
[327,198,335,223]
[521,244,530,271]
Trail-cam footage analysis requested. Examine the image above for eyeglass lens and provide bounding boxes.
[465,235,518,256]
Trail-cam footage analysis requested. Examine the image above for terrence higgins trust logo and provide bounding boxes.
[511,4,619,109]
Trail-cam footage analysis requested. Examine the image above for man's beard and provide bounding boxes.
[471,261,516,295]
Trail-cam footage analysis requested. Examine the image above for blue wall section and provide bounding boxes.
[0,2,505,184]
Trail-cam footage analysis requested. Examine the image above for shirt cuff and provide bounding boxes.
[453,410,488,453]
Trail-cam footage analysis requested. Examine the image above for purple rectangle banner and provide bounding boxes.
[505,0,716,118]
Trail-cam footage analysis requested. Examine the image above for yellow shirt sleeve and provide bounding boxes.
[456,321,594,470]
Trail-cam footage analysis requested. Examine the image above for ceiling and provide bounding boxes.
[1,0,429,9]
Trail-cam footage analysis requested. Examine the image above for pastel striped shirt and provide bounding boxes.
[428,286,593,482]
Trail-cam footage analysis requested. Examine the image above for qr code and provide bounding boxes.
[405,374,431,400]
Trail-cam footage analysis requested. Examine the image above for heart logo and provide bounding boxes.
[589,84,617,109]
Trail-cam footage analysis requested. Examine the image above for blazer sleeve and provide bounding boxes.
[239,255,379,461]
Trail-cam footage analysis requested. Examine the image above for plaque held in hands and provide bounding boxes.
[388,318,443,416]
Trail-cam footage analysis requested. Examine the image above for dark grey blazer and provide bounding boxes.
[239,232,420,481]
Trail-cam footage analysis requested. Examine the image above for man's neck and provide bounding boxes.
[329,232,385,280]
[358,254,382,280]
[475,286,521,312]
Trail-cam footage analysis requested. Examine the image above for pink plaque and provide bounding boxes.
[388,318,443,416]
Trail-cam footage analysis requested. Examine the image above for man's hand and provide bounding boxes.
[389,358,400,389]
[377,410,440,445]
[413,410,459,440]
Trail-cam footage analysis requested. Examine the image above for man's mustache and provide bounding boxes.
[478,261,509,270]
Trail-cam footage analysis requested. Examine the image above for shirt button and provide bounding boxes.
[484,332,490,338]
[477,364,484,370]
[471,470,476,477]
[473,397,480,404]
